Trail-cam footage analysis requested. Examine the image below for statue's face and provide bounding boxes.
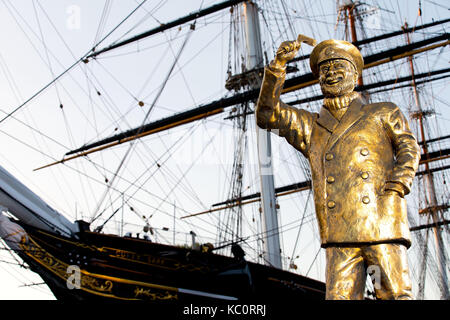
[318,59,358,97]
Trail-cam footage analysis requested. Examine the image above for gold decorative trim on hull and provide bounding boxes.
[99,246,210,273]
[36,230,210,273]
[19,236,178,301]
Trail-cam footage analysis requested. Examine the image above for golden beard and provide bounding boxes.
[320,75,356,98]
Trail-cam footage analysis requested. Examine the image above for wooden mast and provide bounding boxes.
[345,2,363,86]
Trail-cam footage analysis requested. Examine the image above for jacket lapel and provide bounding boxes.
[326,97,364,151]
[316,106,339,134]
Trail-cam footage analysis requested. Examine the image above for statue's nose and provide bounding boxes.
[326,69,336,77]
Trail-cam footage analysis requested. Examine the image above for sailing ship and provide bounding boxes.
[0,0,448,301]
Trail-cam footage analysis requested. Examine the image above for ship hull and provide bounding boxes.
[14,221,325,302]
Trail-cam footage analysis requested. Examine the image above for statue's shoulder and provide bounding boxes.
[362,101,400,115]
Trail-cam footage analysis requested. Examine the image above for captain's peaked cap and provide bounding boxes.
[310,39,363,78]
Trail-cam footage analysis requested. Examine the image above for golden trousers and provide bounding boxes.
[325,243,413,300]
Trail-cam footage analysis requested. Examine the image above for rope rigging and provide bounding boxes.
[0,0,448,299]
[90,26,194,224]
[0,0,149,125]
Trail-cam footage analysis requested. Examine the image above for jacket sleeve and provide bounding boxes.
[255,65,316,157]
[382,103,421,196]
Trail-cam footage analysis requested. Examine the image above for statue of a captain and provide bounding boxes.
[255,36,421,300]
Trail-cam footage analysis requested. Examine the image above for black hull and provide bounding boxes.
[15,222,325,302]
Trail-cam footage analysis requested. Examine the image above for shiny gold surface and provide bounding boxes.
[326,244,413,300]
[255,36,420,299]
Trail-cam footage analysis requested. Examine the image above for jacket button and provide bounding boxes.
[360,148,369,156]
[361,172,369,179]
[326,176,335,183]
[325,153,334,161]
[327,200,336,209]
[362,196,370,204]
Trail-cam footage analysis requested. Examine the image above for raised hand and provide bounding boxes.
[272,34,317,69]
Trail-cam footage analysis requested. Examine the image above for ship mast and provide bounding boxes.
[242,1,282,269]
[343,1,364,87]
[403,22,449,300]
[340,0,371,102]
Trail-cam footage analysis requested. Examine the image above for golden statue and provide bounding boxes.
[255,36,421,300]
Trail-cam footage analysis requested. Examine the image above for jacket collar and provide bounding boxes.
[325,96,364,150]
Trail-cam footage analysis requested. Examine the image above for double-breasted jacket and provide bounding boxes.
[256,66,421,248]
